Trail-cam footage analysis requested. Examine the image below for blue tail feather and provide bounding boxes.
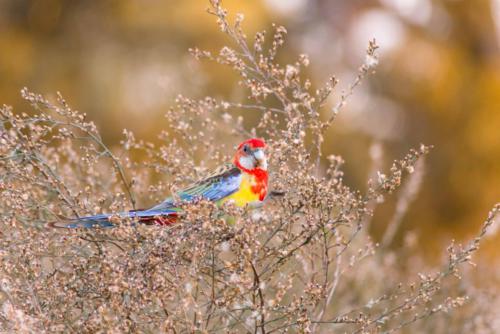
[48,209,179,228]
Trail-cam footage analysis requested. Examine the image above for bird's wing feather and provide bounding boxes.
[148,163,242,211]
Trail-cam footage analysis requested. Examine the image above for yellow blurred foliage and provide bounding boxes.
[0,0,498,259]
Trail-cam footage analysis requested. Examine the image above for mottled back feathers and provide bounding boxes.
[148,163,242,211]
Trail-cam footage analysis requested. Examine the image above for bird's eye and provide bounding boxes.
[243,145,250,153]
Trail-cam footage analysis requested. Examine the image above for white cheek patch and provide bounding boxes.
[239,155,255,170]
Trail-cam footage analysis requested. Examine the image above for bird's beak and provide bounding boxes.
[253,149,267,170]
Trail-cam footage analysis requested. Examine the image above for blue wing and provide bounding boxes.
[148,163,242,211]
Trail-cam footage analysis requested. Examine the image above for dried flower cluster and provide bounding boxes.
[0,1,498,333]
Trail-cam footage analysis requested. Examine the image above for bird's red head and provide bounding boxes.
[237,138,266,150]
[234,138,267,173]
[234,138,268,201]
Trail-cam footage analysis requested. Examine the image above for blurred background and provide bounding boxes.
[0,0,499,259]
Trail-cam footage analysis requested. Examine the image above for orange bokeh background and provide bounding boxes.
[1,0,499,260]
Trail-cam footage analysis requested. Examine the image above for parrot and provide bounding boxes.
[49,138,269,228]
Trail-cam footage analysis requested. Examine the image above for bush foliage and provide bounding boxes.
[1,1,498,333]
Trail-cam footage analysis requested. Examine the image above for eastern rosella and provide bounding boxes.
[49,138,268,228]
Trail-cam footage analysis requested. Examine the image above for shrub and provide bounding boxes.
[0,1,498,332]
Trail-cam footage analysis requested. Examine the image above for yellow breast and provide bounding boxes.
[220,174,260,207]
